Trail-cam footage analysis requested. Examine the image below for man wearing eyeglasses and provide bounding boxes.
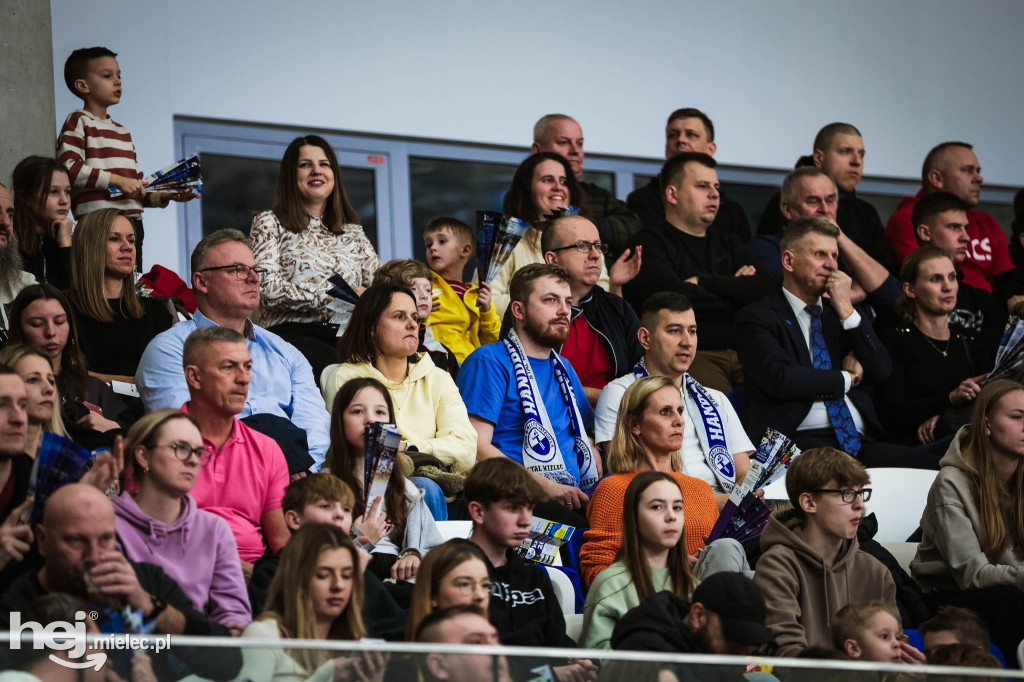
[522,214,643,406]
[136,229,330,471]
[623,152,773,395]
[753,446,897,657]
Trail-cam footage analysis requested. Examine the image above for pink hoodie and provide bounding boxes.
[113,491,251,626]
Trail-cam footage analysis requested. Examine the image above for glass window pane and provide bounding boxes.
[580,170,614,195]
[719,182,778,233]
[199,153,377,249]
[634,173,655,190]
[409,157,517,279]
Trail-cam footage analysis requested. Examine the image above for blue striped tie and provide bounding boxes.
[806,305,862,455]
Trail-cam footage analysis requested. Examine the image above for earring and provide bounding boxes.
[986,429,991,436]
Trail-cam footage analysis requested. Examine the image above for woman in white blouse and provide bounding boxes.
[249,135,380,380]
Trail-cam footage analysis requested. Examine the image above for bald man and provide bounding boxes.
[886,142,1019,303]
[0,484,241,680]
[531,114,641,261]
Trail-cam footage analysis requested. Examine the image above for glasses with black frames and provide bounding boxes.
[157,441,212,466]
[200,264,266,282]
[810,488,872,503]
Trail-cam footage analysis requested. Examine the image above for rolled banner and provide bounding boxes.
[475,211,500,284]
[25,432,94,526]
[985,315,1024,384]
[486,214,529,284]
[363,422,401,520]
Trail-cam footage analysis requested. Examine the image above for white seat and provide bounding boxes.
[435,520,472,542]
[864,468,937,542]
[564,613,584,643]
[544,565,577,615]
[879,541,918,576]
[1017,637,1024,669]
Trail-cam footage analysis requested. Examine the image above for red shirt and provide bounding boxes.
[886,189,1014,293]
[561,313,615,391]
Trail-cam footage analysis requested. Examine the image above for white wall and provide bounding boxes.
[51,0,1024,274]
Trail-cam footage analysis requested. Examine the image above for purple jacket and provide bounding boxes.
[113,491,251,626]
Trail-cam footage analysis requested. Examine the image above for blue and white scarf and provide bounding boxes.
[633,360,736,491]
[505,329,600,494]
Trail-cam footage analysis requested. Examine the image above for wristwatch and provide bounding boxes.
[147,593,168,621]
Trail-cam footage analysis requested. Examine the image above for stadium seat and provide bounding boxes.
[864,468,937,542]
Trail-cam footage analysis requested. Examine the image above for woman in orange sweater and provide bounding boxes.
[580,375,719,587]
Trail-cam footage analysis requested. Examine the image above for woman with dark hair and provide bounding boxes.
[249,135,380,379]
[879,246,986,446]
[10,155,74,289]
[912,378,1024,661]
[321,285,476,508]
[580,470,696,649]
[65,208,174,379]
[10,283,132,439]
[490,152,606,317]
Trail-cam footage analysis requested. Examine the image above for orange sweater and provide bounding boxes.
[580,471,719,587]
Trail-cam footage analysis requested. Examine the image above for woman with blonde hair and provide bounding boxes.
[579,376,718,587]
[112,408,250,627]
[238,523,386,681]
[0,344,66,458]
[405,538,492,641]
[65,208,173,378]
[912,378,1024,661]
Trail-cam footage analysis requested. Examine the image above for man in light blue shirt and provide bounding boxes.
[136,229,329,470]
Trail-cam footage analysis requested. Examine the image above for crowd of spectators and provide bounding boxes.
[1,44,1023,682]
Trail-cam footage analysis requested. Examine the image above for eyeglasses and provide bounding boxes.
[810,488,872,503]
[549,241,608,255]
[157,441,211,466]
[200,264,266,282]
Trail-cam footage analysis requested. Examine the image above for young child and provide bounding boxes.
[248,472,406,640]
[423,217,500,364]
[581,471,696,650]
[57,46,195,265]
[327,377,443,594]
[918,606,991,661]
[832,600,924,664]
[373,257,458,376]
[753,447,898,656]
[9,156,72,289]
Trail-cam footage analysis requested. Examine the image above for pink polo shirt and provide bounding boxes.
[183,403,289,561]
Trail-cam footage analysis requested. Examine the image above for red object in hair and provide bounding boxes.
[139,264,197,313]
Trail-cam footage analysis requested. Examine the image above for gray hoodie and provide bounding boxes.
[910,426,1024,593]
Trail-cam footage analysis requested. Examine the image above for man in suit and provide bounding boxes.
[735,217,939,469]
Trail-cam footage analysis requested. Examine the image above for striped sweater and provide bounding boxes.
[56,109,162,217]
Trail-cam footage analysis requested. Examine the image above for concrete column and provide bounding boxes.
[0,0,56,186]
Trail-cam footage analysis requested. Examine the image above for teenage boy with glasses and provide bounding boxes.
[753,446,897,657]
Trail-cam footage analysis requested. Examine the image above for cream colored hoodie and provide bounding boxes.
[320,353,476,473]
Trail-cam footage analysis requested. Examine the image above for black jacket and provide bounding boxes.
[757,188,895,272]
[735,288,891,442]
[627,175,751,242]
[0,561,242,681]
[579,181,642,262]
[501,284,643,380]
[612,591,747,682]
[624,220,774,350]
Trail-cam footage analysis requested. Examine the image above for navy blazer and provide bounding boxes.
[735,288,891,442]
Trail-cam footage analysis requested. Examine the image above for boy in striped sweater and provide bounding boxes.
[57,46,195,266]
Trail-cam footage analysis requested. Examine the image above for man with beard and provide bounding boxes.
[609,572,775,679]
[0,185,39,344]
[458,263,599,527]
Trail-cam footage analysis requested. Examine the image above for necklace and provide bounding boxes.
[916,327,950,357]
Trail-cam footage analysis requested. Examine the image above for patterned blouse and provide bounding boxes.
[249,210,380,327]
